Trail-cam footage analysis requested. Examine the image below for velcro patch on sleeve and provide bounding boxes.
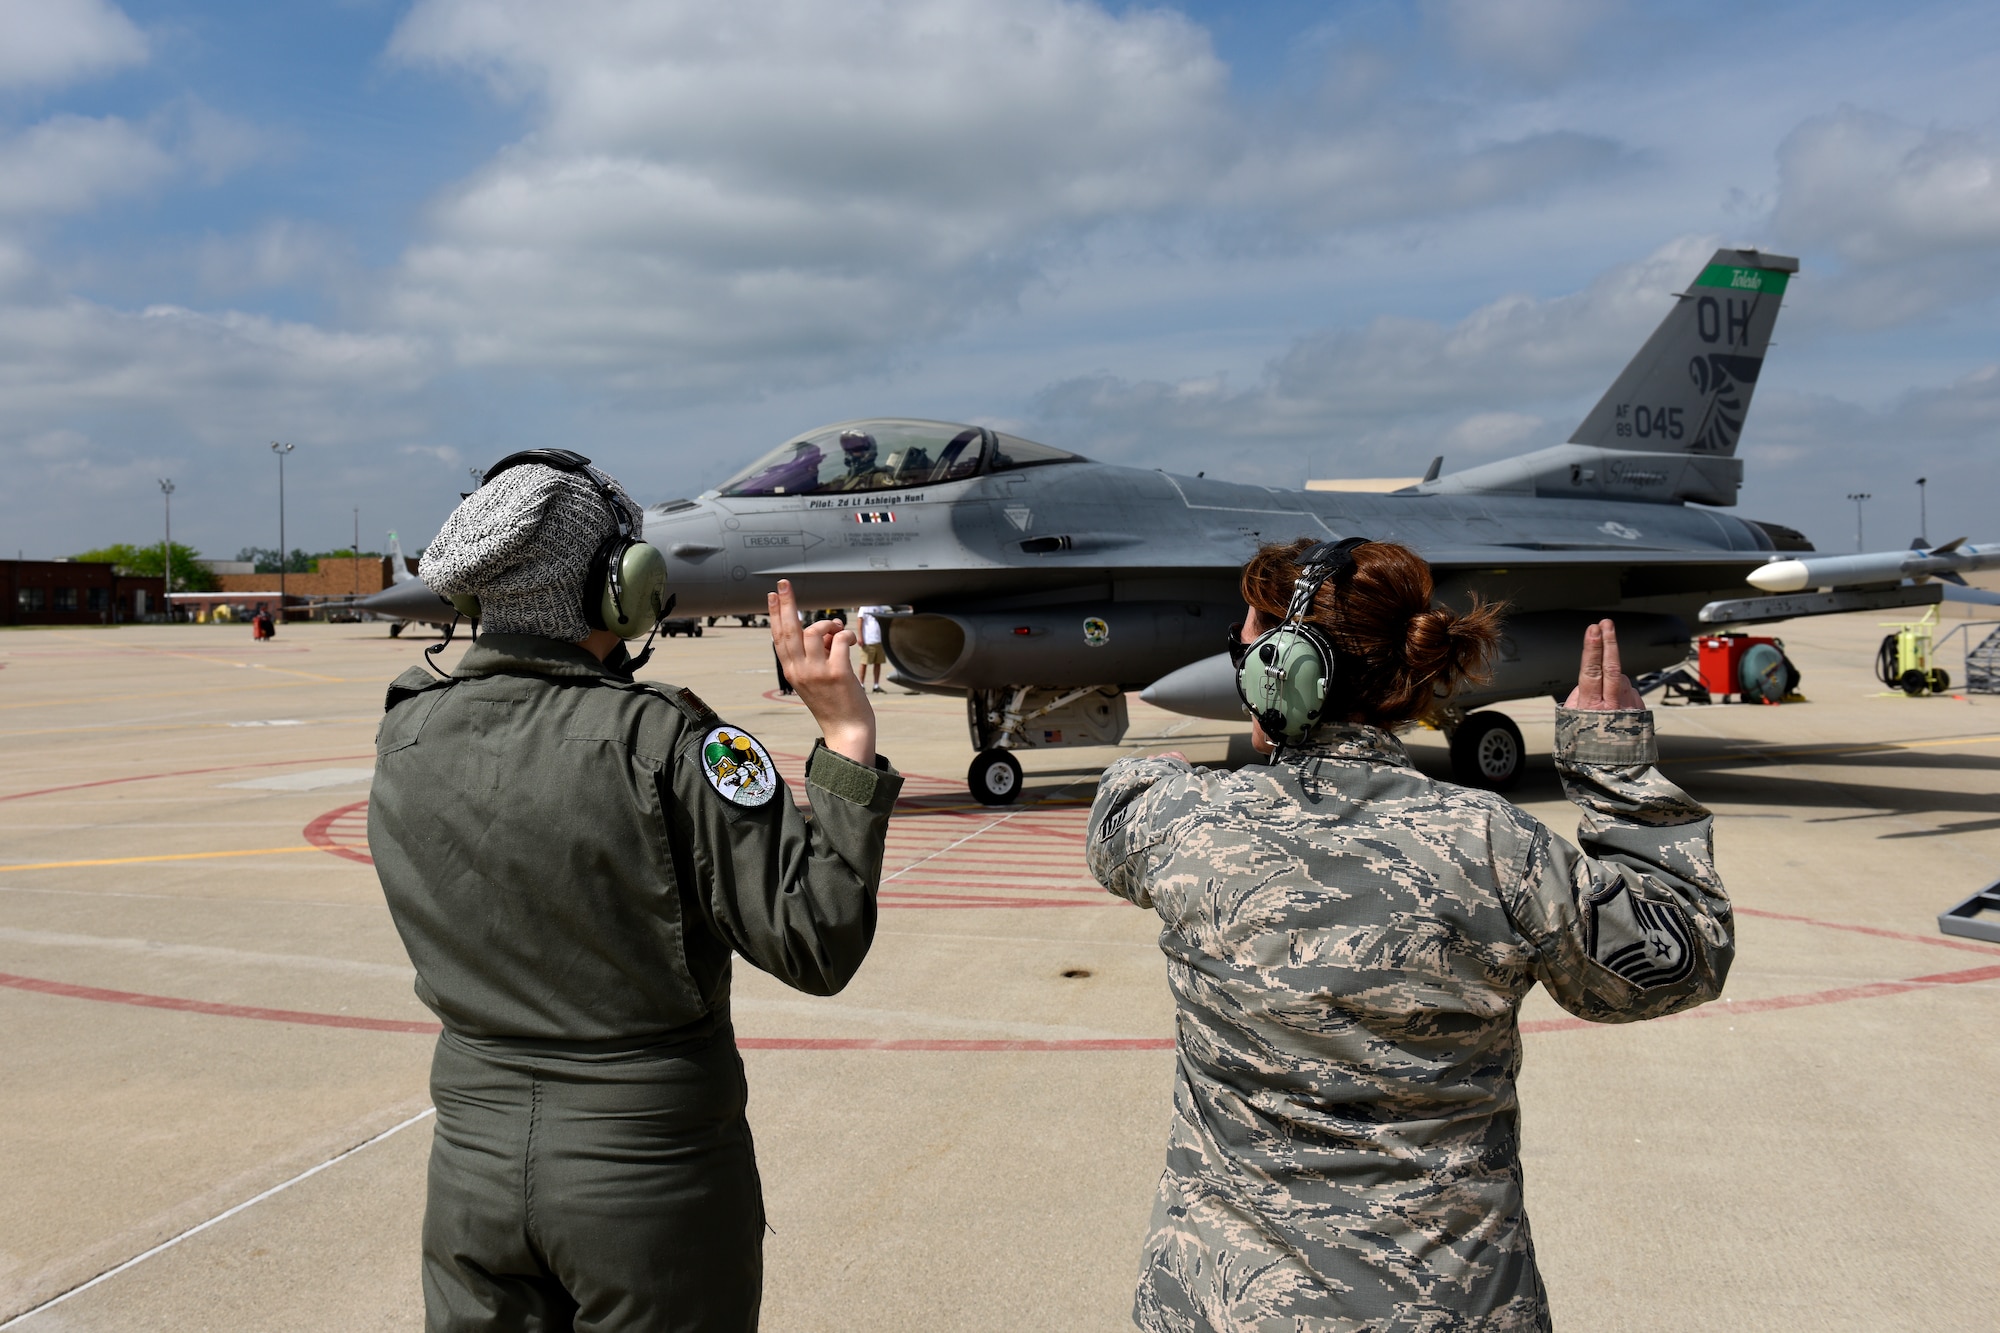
[1585,882,1696,989]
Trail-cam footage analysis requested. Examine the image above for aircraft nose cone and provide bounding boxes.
[1747,559,1808,593]
[1141,652,1244,721]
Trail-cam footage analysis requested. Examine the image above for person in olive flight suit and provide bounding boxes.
[368,456,899,1332]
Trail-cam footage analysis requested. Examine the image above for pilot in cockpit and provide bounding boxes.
[836,430,894,491]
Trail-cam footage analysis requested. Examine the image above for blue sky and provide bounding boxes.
[4,0,1998,562]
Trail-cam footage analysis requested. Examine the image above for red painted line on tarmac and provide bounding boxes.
[0,970,1160,1049]
[11,958,2000,1047]
[1519,960,2000,1035]
[886,879,1100,893]
[1735,906,2000,957]
[0,970,441,1033]
[737,1036,1172,1051]
[879,893,1107,909]
[0,754,377,804]
[303,800,374,864]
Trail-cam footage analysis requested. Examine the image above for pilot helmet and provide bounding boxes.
[840,430,877,458]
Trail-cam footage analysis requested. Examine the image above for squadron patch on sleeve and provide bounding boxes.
[700,725,779,809]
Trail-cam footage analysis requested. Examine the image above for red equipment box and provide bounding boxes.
[1696,634,1779,699]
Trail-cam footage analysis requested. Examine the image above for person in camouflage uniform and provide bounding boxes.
[1088,539,1733,1332]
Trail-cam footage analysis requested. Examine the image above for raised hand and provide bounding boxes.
[769,580,877,767]
[1564,619,1645,711]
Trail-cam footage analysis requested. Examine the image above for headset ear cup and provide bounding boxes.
[599,541,670,638]
[1234,624,1337,745]
[447,593,481,621]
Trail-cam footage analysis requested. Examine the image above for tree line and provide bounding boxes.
[67,544,386,592]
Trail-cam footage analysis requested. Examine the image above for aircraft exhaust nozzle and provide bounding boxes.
[1140,652,1244,722]
[1746,560,1809,593]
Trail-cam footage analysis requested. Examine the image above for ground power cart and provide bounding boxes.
[1695,633,1800,705]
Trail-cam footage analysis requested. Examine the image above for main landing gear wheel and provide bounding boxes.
[1450,712,1525,792]
[968,748,1024,806]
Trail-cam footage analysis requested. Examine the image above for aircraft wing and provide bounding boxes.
[1418,545,1769,569]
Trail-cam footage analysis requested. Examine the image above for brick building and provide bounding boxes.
[213,555,414,601]
[2,560,167,626]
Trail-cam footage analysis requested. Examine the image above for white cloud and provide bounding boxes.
[0,0,147,90]
[1425,0,1620,87]
[0,102,273,224]
[381,0,1620,393]
[0,115,173,219]
[191,219,356,296]
[1771,107,2000,326]
[0,293,433,462]
[1442,410,1543,455]
[1736,363,2000,545]
[0,286,450,555]
[1029,236,1717,477]
[1775,108,2000,263]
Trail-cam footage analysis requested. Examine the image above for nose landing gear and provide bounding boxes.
[968,749,1024,806]
[1446,711,1526,792]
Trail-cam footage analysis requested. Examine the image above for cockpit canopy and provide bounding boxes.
[715,419,1084,498]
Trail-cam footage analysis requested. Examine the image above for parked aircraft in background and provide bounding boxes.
[641,248,1959,803]
[352,533,454,634]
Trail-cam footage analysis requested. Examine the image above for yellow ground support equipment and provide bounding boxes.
[1874,607,1950,696]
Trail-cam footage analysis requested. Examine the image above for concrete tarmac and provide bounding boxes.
[1,613,1996,1330]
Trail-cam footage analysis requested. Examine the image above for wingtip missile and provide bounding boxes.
[1746,541,1999,594]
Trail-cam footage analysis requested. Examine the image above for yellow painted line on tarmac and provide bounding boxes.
[0,716,374,740]
[93,638,350,683]
[0,846,320,872]
[0,680,316,711]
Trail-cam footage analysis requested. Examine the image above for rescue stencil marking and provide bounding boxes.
[702,726,779,808]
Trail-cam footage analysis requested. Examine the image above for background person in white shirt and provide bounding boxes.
[855,605,889,692]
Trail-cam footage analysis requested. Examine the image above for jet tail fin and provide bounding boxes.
[387,531,414,584]
[1420,248,1798,507]
[1570,248,1797,457]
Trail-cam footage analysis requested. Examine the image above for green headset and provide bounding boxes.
[446,448,673,639]
[1232,537,1372,749]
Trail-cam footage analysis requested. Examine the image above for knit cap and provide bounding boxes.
[420,462,644,642]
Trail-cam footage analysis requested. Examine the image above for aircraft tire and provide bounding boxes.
[1450,712,1524,792]
[389,622,403,638]
[968,748,1024,806]
[1899,669,1928,697]
[1929,667,1950,694]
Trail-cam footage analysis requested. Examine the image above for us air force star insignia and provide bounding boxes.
[700,726,779,809]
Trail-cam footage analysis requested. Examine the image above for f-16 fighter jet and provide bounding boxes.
[346,532,457,635]
[646,249,1833,802]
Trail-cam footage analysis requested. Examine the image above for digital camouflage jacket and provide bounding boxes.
[1087,709,1732,1333]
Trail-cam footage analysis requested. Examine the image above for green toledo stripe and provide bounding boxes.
[1694,264,1790,296]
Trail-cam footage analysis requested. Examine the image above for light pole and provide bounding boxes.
[353,506,360,597]
[271,442,294,612]
[158,478,174,622]
[1847,492,1871,552]
[1916,477,1928,546]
